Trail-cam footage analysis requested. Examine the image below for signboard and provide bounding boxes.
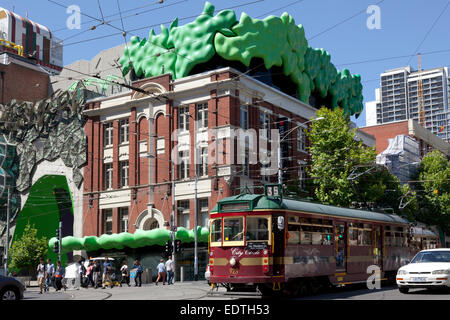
[246,242,267,250]
[220,201,250,212]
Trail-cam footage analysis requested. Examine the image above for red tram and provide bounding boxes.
[208,185,436,295]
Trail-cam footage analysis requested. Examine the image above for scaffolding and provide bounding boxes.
[376,135,421,184]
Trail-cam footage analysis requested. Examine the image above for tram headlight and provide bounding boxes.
[229,257,237,267]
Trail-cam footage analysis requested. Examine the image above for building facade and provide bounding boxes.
[365,66,450,142]
[82,67,318,237]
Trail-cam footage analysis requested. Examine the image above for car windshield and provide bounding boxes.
[410,251,450,263]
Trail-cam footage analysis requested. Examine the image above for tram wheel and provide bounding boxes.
[294,279,311,297]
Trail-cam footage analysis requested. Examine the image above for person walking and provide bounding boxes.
[54,260,65,291]
[79,259,87,288]
[36,258,46,294]
[85,260,94,287]
[132,260,143,287]
[155,258,166,286]
[120,260,130,287]
[92,260,101,289]
[102,257,113,289]
[165,256,174,285]
[45,258,55,292]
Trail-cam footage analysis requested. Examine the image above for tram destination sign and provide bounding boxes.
[246,242,268,250]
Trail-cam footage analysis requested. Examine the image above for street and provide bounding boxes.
[22,281,450,300]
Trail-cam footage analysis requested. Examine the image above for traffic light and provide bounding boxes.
[174,239,182,253]
[53,240,59,253]
[165,240,173,253]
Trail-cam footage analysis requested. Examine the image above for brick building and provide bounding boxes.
[0,51,50,104]
[82,67,318,237]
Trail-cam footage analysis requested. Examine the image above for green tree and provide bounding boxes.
[306,107,377,206]
[416,150,450,232]
[9,223,48,275]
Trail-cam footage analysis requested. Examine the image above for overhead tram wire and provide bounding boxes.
[405,0,450,66]
[52,0,265,49]
[51,0,184,33]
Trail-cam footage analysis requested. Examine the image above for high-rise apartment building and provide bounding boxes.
[366,66,449,142]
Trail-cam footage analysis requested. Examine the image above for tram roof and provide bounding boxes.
[211,194,410,224]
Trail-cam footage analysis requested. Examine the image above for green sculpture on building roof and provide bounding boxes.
[120,2,364,117]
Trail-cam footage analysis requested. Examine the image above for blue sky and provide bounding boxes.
[5,0,450,127]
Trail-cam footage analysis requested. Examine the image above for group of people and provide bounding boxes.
[36,258,66,294]
[155,256,175,285]
[36,255,175,292]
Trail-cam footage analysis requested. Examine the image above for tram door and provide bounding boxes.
[272,215,285,276]
[335,223,347,272]
[373,226,382,267]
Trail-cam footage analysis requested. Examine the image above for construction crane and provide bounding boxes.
[417,53,426,127]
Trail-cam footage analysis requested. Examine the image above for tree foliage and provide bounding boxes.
[415,150,450,231]
[9,223,48,274]
[306,107,376,206]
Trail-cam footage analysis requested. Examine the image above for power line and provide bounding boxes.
[405,0,450,65]
[307,0,386,41]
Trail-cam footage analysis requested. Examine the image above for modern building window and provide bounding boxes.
[240,105,248,130]
[198,198,209,227]
[177,200,190,229]
[196,103,208,129]
[120,119,129,143]
[241,148,249,177]
[297,127,306,152]
[120,161,129,187]
[178,150,190,179]
[119,207,129,233]
[198,147,208,177]
[178,106,190,131]
[103,122,113,146]
[104,163,113,190]
[103,209,113,235]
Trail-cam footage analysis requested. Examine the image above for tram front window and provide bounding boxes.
[224,217,244,242]
[211,219,222,243]
[246,217,269,241]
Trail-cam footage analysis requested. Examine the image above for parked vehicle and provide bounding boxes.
[396,249,450,294]
[0,275,25,301]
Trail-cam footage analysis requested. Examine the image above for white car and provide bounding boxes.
[205,265,210,284]
[396,249,450,294]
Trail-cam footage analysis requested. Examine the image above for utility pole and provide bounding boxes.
[58,221,62,262]
[4,186,10,276]
[193,115,198,281]
[170,160,176,283]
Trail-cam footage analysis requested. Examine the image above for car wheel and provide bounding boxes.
[1,287,20,301]
[398,287,409,294]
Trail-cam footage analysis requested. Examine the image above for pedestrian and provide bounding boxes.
[36,258,46,294]
[102,257,113,289]
[155,258,166,286]
[79,259,87,288]
[86,260,94,287]
[54,260,65,291]
[120,260,130,287]
[92,260,101,289]
[165,256,174,285]
[45,258,55,292]
[132,260,143,287]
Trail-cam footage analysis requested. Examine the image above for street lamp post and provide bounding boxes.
[277,117,324,186]
[4,186,10,276]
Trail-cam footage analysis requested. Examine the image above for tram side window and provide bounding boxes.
[211,219,222,243]
[385,226,408,247]
[296,218,333,245]
[224,217,244,242]
[246,217,269,241]
[288,223,300,244]
[349,224,372,246]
